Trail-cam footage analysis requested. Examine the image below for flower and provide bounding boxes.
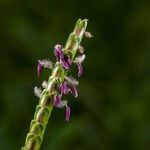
[53,95,67,108]
[84,31,93,38]
[34,86,42,98]
[65,77,78,98]
[74,54,86,64]
[53,95,62,107]
[53,95,70,121]
[59,81,69,95]
[42,81,48,88]
[78,45,84,54]
[37,59,53,76]
[54,44,72,70]
[54,44,64,61]
[39,59,53,69]
[37,63,43,77]
[74,54,86,77]
[69,83,78,98]
[77,63,82,77]
[65,76,79,85]
[61,55,72,70]
[65,105,71,122]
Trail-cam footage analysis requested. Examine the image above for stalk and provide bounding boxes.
[22,19,88,150]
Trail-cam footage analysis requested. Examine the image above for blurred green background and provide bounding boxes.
[0,0,150,149]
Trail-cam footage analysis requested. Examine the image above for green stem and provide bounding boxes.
[22,19,87,150]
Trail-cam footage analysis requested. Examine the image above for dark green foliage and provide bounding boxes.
[0,0,150,150]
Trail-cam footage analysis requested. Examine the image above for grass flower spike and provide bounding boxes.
[22,19,91,150]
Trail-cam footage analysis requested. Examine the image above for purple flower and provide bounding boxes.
[59,78,78,98]
[65,77,78,98]
[53,95,70,122]
[65,105,71,122]
[37,59,53,76]
[61,56,72,70]
[37,63,43,76]
[54,44,64,61]
[77,63,83,77]
[53,95,62,107]
[69,83,78,98]
[53,95,67,108]
[66,56,72,68]
[60,81,69,95]
[54,44,72,70]
[74,54,86,77]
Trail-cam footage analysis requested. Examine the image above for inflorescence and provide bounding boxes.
[34,30,92,122]
[22,19,92,150]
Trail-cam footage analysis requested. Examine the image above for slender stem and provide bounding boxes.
[22,19,87,150]
[22,68,58,150]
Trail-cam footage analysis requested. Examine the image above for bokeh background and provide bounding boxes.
[0,0,150,149]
